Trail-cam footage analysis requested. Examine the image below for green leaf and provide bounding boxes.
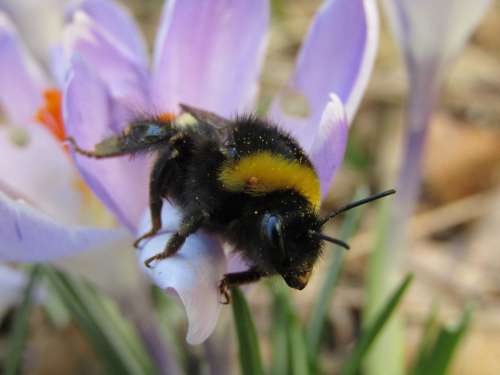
[412,306,473,375]
[40,266,158,375]
[270,281,310,375]
[307,187,367,362]
[5,266,41,375]
[344,136,370,171]
[231,287,264,375]
[340,274,414,375]
[363,199,405,375]
[287,308,310,375]
[270,283,289,375]
[410,302,440,375]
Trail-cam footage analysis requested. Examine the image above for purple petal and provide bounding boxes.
[272,0,378,128]
[48,44,66,88]
[64,11,150,116]
[307,94,348,198]
[0,123,84,224]
[65,0,147,64]
[137,202,226,345]
[382,0,491,79]
[0,191,122,262]
[151,0,269,116]
[0,12,47,124]
[64,57,149,231]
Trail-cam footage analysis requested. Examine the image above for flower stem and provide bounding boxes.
[364,66,441,375]
[388,66,440,267]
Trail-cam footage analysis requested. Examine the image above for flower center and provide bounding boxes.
[35,88,65,141]
[33,88,116,226]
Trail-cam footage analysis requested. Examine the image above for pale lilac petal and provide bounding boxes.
[308,94,348,198]
[65,0,147,64]
[227,251,250,274]
[49,44,66,88]
[383,0,491,78]
[0,12,47,124]
[152,0,269,116]
[0,191,122,262]
[0,123,83,225]
[0,0,68,63]
[272,0,378,130]
[64,57,149,231]
[0,264,27,316]
[64,11,150,116]
[137,203,227,345]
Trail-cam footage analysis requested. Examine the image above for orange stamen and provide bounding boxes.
[35,89,66,142]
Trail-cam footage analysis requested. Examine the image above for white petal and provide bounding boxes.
[308,94,349,198]
[383,0,491,74]
[137,202,227,345]
[0,123,83,225]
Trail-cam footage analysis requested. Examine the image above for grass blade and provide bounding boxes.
[340,273,414,375]
[412,306,473,375]
[307,187,367,359]
[410,302,440,375]
[231,287,264,375]
[270,282,289,375]
[288,308,310,375]
[4,266,41,375]
[363,199,405,375]
[270,281,310,375]
[41,266,157,375]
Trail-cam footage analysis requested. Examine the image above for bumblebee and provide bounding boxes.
[67,104,394,300]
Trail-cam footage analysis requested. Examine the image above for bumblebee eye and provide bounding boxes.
[261,214,286,259]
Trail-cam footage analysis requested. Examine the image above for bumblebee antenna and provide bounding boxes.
[309,231,350,250]
[320,189,396,226]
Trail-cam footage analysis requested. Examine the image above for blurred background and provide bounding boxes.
[1,0,500,374]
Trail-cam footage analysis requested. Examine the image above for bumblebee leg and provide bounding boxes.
[144,211,208,268]
[133,149,179,248]
[218,268,262,304]
[65,137,113,158]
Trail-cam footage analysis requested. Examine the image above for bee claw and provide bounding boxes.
[134,239,142,249]
[134,230,158,249]
[144,254,161,268]
[218,278,231,304]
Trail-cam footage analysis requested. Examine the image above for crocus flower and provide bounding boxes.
[382,0,492,241]
[2,0,378,344]
[364,2,491,374]
[0,11,120,261]
[0,8,123,317]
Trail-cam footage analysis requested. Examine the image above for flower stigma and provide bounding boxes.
[35,89,65,142]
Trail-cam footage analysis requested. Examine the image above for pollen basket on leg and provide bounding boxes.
[218,152,321,211]
[157,112,177,122]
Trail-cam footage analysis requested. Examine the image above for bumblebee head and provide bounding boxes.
[260,211,322,290]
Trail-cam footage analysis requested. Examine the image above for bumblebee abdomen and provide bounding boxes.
[218,115,321,212]
[218,151,320,211]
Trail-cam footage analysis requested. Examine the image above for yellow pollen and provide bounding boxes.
[219,151,321,211]
[74,178,117,227]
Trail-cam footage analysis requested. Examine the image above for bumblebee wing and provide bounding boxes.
[67,121,177,159]
[179,103,232,130]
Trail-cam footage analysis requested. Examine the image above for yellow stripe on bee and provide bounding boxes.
[218,152,321,211]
